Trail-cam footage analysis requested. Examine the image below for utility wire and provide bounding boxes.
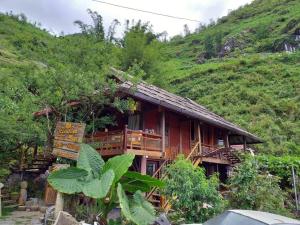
[91,0,201,23]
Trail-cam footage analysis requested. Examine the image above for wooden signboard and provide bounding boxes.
[52,122,86,160]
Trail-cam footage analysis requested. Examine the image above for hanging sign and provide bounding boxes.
[52,122,86,160]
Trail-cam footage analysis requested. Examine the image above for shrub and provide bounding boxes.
[164,156,226,224]
[228,157,292,216]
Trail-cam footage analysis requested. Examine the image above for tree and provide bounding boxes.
[48,144,164,224]
[228,157,292,216]
[74,9,105,42]
[106,19,120,43]
[204,34,215,59]
[163,156,225,224]
[121,20,162,80]
[183,24,191,36]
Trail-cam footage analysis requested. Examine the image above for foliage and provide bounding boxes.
[257,155,300,182]
[164,156,226,224]
[228,157,292,216]
[48,144,163,224]
[0,168,10,182]
[162,0,300,156]
[121,20,163,81]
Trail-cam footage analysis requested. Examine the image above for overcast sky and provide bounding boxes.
[0,0,253,37]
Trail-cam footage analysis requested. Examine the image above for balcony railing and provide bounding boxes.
[85,126,163,157]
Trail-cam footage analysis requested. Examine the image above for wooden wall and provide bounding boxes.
[143,109,160,133]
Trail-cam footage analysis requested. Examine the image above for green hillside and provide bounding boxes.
[162,0,300,155]
[0,0,299,156]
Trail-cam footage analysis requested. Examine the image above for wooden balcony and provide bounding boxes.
[85,126,163,158]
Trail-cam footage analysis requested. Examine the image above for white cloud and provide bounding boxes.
[0,0,253,37]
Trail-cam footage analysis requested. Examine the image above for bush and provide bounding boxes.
[228,157,292,216]
[164,156,226,224]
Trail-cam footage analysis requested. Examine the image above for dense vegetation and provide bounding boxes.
[162,0,300,155]
[0,0,300,221]
[164,156,225,224]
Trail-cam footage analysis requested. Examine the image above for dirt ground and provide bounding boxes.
[0,210,43,225]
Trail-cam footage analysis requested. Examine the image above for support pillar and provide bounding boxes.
[243,136,247,151]
[140,156,147,175]
[197,122,202,155]
[160,109,165,154]
[54,192,64,218]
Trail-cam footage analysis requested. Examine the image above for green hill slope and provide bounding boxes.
[0,0,299,156]
[163,0,300,155]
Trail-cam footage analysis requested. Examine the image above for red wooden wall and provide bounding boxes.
[143,109,160,133]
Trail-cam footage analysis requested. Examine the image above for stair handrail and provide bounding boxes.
[186,142,200,160]
[146,142,200,202]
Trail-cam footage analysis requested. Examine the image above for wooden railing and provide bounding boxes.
[125,128,162,152]
[85,130,124,151]
[146,142,200,209]
[85,126,163,156]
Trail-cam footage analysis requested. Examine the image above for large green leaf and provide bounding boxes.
[83,169,115,199]
[121,179,151,193]
[123,171,165,188]
[102,153,134,184]
[77,143,104,177]
[117,183,156,225]
[131,190,156,225]
[47,167,87,194]
[117,183,133,221]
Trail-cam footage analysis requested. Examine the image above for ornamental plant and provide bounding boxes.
[48,143,164,225]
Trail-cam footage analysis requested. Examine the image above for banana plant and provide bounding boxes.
[48,143,164,225]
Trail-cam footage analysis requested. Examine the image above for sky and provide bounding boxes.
[0,0,253,37]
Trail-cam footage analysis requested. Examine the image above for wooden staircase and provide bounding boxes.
[202,147,240,164]
[19,154,55,173]
[1,188,19,209]
[146,142,201,211]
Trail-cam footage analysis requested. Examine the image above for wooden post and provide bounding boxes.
[243,136,247,151]
[209,127,215,150]
[141,156,147,175]
[124,125,128,152]
[55,192,64,218]
[0,183,3,217]
[53,164,69,218]
[179,122,182,153]
[197,122,202,155]
[160,110,165,153]
[225,133,230,148]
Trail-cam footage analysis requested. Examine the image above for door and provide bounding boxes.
[146,161,160,177]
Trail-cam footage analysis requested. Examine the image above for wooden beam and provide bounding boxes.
[197,122,202,155]
[201,157,231,165]
[179,122,182,153]
[243,136,247,150]
[160,109,166,153]
[224,131,230,148]
[126,149,163,158]
[209,127,215,146]
[140,156,147,175]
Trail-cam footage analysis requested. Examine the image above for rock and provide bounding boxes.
[18,188,27,205]
[18,205,26,211]
[40,206,48,213]
[196,53,206,64]
[20,181,28,189]
[154,213,171,225]
[107,207,121,221]
[191,39,200,45]
[53,211,80,225]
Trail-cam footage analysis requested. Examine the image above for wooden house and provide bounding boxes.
[83,72,262,181]
[38,70,262,206]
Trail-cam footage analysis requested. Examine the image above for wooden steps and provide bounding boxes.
[147,142,201,211]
